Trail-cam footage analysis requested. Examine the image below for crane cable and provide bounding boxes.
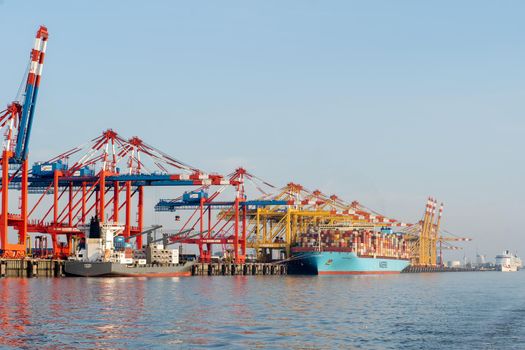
[15,60,30,104]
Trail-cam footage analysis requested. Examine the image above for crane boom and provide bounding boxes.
[147,228,196,245]
[126,225,163,240]
[15,25,48,162]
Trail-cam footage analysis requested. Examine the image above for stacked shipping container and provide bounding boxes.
[295,228,410,259]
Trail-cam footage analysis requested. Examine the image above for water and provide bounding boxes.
[0,272,524,349]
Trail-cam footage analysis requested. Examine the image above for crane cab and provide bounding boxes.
[182,190,208,203]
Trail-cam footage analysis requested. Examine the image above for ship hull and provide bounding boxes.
[64,261,194,277]
[288,251,410,275]
[497,265,519,272]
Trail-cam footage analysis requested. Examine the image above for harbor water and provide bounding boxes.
[0,272,524,349]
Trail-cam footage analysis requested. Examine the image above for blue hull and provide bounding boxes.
[289,251,410,275]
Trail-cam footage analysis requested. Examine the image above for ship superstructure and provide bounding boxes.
[495,250,522,272]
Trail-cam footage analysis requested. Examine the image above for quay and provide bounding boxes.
[0,259,287,277]
[1,258,498,278]
[402,265,494,273]
[192,262,287,276]
[0,259,65,278]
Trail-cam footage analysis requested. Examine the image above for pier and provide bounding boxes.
[0,259,287,277]
[402,265,493,273]
[0,259,499,277]
[0,259,65,278]
[192,262,287,276]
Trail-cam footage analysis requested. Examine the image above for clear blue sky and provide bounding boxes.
[1,1,524,260]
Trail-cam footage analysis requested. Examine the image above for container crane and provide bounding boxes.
[404,198,472,266]
[22,129,239,259]
[437,232,472,266]
[0,26,48,258]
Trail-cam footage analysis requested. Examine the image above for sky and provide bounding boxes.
[0,1,524,261]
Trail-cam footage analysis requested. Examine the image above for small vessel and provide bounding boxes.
[64,218,195,277]
[495,250,522,272]
[288,226,410,275]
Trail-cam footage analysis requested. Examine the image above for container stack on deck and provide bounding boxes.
[295,228,410,259]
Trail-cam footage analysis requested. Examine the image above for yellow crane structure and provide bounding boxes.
[245,182,411,260]
[405,197,472,266]
[212,170,472,265]
[216,170,470,265]
[404,198,443,266]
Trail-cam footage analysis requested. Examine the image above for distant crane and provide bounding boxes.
[404,199,472,266]
[437,232,472,266]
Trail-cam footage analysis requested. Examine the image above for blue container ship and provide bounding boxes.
[288,249,410,275]
[288,227,411,275]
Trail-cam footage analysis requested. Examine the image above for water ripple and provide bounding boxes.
[0,272,523,349]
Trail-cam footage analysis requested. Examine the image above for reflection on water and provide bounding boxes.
[0,273,524,349]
